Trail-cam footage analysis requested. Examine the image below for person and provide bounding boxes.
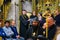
[54,9,60,40]
[26,18,43,40]
[29,11,38,26]
[0,21,6,40]
[55,9,60,27]
[37,13,45,27]
[30,11,37,19]
[37,13,42,21]
[20,10,29,39]
[10,20,24,40]
[42,17,56,40]
[3,20,14,40]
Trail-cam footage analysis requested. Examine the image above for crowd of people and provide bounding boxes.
[0,20,24,40]
[0,8,60,40]
[20,8,60,40]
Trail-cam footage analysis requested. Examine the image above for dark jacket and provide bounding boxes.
[39,17,46,27]
[10,26,18,38]
[20,15,29,38]
[26,25,43,40]
[43,24,56,40]
[48,24,56,40]
[0,27,6,40]
[30,15,37,19]
[55,14,60,26]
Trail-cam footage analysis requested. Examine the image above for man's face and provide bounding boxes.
[56,10,58,13]
[47,17,55,27]
[32,21,38,26]
[5,22,10,27]
[11,21,15,26]
[33,11,36,16]
[22,11,26,15]
[55,10,59,15]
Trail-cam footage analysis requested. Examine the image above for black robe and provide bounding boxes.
[20,15,29,38]
[55,14,60,26]
[30,15,37,19]
[43,24,56,40]
[26,25,43,40]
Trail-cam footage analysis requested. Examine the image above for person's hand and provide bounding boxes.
[16,35,20,38]
[28,19,30,21]
[42,23,47,29]
[43,26,46,29]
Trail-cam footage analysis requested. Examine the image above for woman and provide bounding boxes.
[37,13,45,27]
[30,11,37,19]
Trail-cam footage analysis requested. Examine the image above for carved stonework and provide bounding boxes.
[37,0,60,13]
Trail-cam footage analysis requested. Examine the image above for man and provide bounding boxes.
[42,17,56,40]
[10,20,24,40]
[55,9,60,27]
[54,9,60,40]
[20,10,29,39]
[3,20,14,40]
[26,18,43,40]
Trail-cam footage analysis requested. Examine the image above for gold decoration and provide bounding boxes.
[0,37,2,40]
[37,3,42,12]
[46,1,51,5]
[46,18,49,38]
[42,11,51,18]
[0,0,4,7]
[32,0,36,11]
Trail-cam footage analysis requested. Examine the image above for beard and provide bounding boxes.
[32,25,38,32]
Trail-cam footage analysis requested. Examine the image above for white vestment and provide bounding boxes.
[57,34,60,40]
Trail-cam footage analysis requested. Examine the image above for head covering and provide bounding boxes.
[29,17,38,25]
[33,17,38,21]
